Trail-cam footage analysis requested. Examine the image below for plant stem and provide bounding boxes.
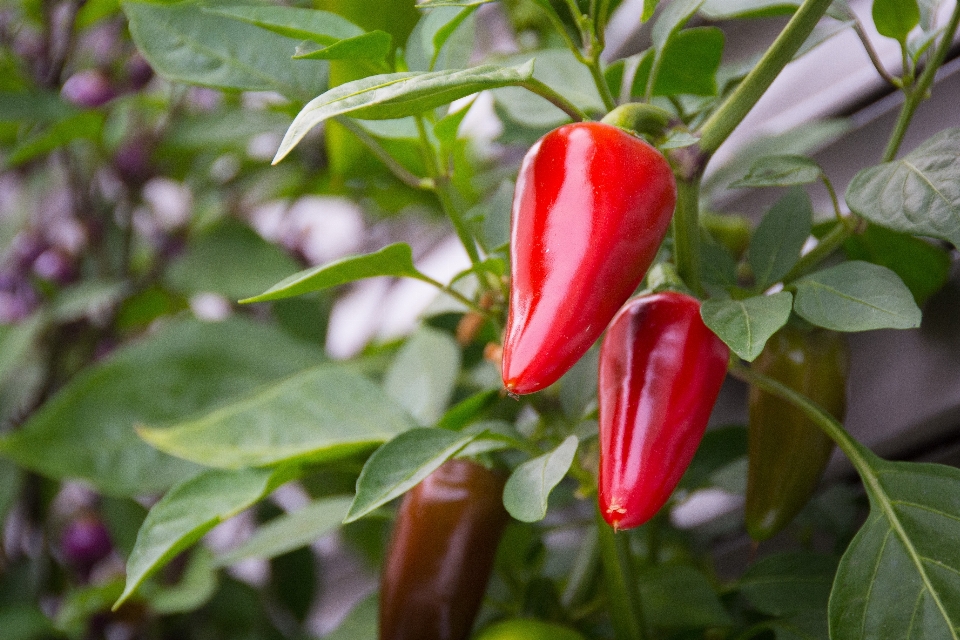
[589,56,618,111]
[698,0,834,153]
[520,78,590,122]
[673,177,703,296]
[417,271,488,316]
[782,219,854,283]
[597,515,648,640]
[851,16,900,88]
[335,117,433,190]
[434,176,481,268]
[881,0,960,161]
[729,361,873,479]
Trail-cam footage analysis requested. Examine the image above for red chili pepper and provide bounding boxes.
[380,458,509,640]
[502,122,677,395]
[598,292,729,530]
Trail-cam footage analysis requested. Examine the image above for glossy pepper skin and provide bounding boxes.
[598,292,729,530]
[380,458,509,640]
[745,327,848,541]
[502,122,677,395]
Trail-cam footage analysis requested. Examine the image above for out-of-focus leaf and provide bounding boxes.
[216,496,352,565]
[123,1,327,100]
[0,318,324,496]
[166,220,299,301]
[739,551,838,616]
[384,327,461,426]
[115,466,295,608]
[730,155,822,187]
[138,363,414,468]
[6,111,104,167]
[640,564,733,629]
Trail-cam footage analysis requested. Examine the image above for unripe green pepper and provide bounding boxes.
[473,619,586,640]
[745,327,848,541]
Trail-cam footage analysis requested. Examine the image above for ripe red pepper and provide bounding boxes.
[502,122,677,395]
[745,327,848,541]
[598,292,729,530]
[380,458,509,640]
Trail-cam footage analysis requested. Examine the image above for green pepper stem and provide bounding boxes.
[672,177,703,296]
[434,176,482,268]
[881,0,960,162]
[597,514,648,640]
[698,0,834,153]
[782,219,854,283]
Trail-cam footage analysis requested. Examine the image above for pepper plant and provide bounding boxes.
[1,0,959,638]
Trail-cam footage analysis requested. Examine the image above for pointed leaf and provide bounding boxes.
[344,427,478,523]
[240,243,426,303]
[0,318,324,496]
[739,551,838,616]
[503,435,578,523]
[137,364,414,469]
[651,0,705,50]
[731,155,822,187]
[830,455,960,639]
[792,261,922,331]
[845,128,960,249]
[652,27,724,96]
[273,61,535,162]
[701,292,793,361]
[293,31,392,61]
[115,466,295,608]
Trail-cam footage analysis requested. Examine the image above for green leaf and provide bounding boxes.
[123,1,326,101]
[792,261,922,331]
[293,31,392,61]
[204,5,369,46]
[845,128,960,249]
[216,496,352,565]
[137,363,414,469]
[146,547,218,614]
[652,27,724,96]
[0,606,56,640]
[323,594,378,640]
[405,5,477,72]
[830,455,960,639]
[166,220,300,301]
[701,292,793,361]
[383,327,461,426]
[344,427,478,523]
[0,91,75,122]
[651,0,706,50]
[435,389,499,430]
[470,180,514,253]
[115,466,294,608]
[872,0,920,42]
[502,435,578,523]
[640,564,734,629]
[749,187,813,289]
[418,0,491,5]
[0,318,324,496]
[240,243,426,303]
[731,155,822,187]
[843,224,951,305]
[769,610,830,640]
[6,111,104,167]
[274,61,535,162]
[0,315,44,387]
[701,0,802,19]
[739,551,837,616]
[642,0,660,22]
